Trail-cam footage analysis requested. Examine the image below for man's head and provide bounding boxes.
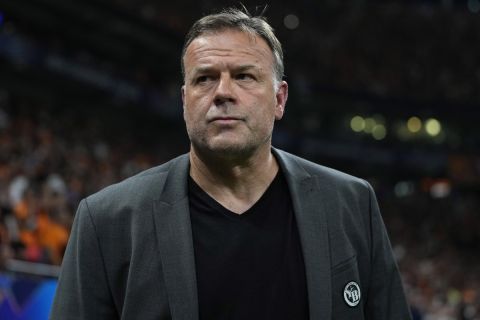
[181,8,288,161]
[181,8,284,85]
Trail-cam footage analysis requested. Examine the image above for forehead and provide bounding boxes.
[183,30,274,71]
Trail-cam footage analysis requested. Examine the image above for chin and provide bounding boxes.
[212,143,252,155]
[197,140,258,160]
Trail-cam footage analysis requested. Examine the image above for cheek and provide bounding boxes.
[185,96,207,119]
[260,98,279,121]
[248,106,275,132]
[184,102,212,134]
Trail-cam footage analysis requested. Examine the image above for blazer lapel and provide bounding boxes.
[152,155,199,320]
[274,149,332,320]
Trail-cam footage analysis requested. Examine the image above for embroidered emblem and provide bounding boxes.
[343,281,361,307]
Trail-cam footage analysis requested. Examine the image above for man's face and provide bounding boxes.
[182,29,288,159]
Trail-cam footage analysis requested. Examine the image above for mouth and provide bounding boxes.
[209,117,243,123]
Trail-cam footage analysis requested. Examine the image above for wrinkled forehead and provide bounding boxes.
[183,29,275,71]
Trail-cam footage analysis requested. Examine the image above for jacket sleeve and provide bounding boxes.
[50,199,117,320]
[364,182,412,320]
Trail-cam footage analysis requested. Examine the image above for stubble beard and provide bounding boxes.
[188,126,272,164]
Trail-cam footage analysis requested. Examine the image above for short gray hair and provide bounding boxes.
[181,8,284,83]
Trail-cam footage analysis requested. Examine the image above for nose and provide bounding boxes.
[213,73,236,106]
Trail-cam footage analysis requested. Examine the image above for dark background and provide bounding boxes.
[0,1,479,319]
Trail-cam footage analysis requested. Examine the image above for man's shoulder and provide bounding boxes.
[84,153,188,211]
[276,149,368,189]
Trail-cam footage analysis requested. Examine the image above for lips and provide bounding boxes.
[209,116,243,122]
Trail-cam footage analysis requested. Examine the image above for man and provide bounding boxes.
[50,8,411,320]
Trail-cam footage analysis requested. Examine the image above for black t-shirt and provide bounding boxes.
[188,171,309,320]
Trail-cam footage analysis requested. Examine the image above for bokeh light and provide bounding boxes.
[350,115,365,132]
[425,118,442,136]
[372,124,387,140]
[407,116,422,133]
[284,14,299,30]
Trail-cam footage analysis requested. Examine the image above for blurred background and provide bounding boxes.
[0,0,479,319]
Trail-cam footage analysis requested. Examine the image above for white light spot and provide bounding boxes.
[284,14,300,30]
[372,124,387,140]
[350,116,365,132]
[430,181,451,198]
[425,118,442,136]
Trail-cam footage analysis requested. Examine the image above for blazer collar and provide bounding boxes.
[274,148,332,320]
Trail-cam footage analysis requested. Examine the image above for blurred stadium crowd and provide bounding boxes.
[0,1,479,320]
[0,89,188,266]
[107,1,480,104]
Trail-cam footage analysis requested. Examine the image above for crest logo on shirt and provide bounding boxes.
[343,281,361,307]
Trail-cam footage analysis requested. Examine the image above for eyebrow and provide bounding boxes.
[234,65,259,73]
[191,64,260,76]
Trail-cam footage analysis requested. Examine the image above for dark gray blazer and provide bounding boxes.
[50,148,411,320]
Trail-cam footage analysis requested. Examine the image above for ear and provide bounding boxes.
[181,85,186,107]
[181,85,187,119]
[274,81,288,120]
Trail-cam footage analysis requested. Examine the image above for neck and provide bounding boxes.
[189,145,279,214]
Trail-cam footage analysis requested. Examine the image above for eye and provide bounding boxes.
[236,73,255,81]
[195,75,214,84]
[193,74,216,85]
